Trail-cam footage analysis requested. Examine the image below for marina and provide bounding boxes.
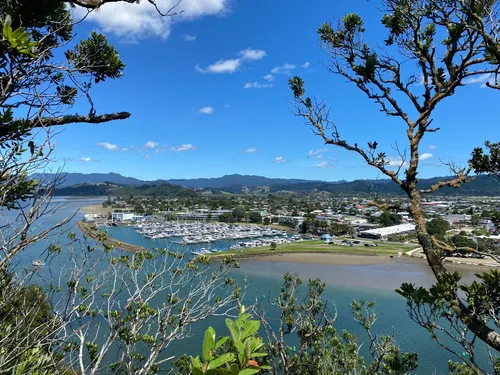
[134,221,290,244]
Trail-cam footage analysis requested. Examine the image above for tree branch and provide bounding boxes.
[32,112,130,128]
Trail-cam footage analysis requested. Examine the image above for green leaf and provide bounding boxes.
[215,336,229,349]
[241,320,260,340]
[202,326,216,361]
[225,318,240,343]
[207,353,235,369]
[249,352,267,358]
[238,369,260,375]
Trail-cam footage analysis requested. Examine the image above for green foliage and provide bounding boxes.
[248,212,262,223]
[471,141,499,176]
[263,274,418,374]
[189,305,270,374]
[426,217,451,237]
[66,31,125,83]
[378,211,402,227]
[219,213,236,223]
[232,207,246,222]
[270,242,277,251]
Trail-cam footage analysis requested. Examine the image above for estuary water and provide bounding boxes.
[6,197,496,374]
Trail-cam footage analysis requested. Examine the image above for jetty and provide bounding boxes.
[77,221,147,253]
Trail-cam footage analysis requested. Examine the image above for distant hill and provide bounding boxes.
[168,174,327,189]
[34,172,324,188]
[54,182,197,198]
[37,172,500,196]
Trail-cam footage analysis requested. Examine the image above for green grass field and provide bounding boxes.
[215,240,417,257]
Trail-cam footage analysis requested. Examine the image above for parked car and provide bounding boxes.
[353,240,361,244]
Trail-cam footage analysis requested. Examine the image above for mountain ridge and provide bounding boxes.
[33,172,500,196]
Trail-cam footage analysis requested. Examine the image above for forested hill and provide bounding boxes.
[54,183,197,198]
[51,175,500,197]
[267,175,499,196]
[264,176,500,196]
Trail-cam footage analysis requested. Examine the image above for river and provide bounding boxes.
[5,197,495,374]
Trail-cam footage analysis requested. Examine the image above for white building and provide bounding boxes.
[359,223,416,239]
[83,214,98,222]
[112,212,135,222]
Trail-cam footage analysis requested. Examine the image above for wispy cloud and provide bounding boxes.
[429,145,437,150]
[238,47,266,60]
[73,0,230,41]
[463,74,491,85]
[243,81,273,89]
[273,156,286,164]
[244,147,257,153]
[199,106,215,114]
[419,153,433,161]
[196,47,266,74]
[317,161,334,168]
[302,62,310,69]
[171,144,196,152]
[183,34,197,42]
[144,141,159,149]
[387,156,409,167]
[263,74,274,82]
[308,148,328,158]
[97,142,119,151]
[271,63,296,75]
[65,156,101,163]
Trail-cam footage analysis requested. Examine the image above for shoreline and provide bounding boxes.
[212,250,498,271]
[77,221,147,253]
[76,213,499,272]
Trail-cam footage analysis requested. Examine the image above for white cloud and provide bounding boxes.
[238,48,266,61]
[463,74,491,85]
[273,156,286,164]
[317,161,334,168]
[316,155,323,159]
[196,47,266,74]
[171,144,196,152]
[271,63,296,75]
[196,59,241,74]
[72,0,230,41]
[199,106,215,114]
[97,142,119,151]
[121,147,129,152]
[302,62,310,69]
[244,148,257,153]
[80,157,92,162]
[419,153,433,161]
[243,81,273,89]
[263,74,274,82]
[429,145,437,150]
[183,34,197,41]
[144,141,159,149]
[308,148,328,158]
[387,156,408,167]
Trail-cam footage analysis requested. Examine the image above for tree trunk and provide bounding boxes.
[407,188,447,279]
[407,187,500,351]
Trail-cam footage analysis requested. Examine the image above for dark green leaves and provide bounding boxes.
[66,31,125,83]
[471,141,499,176]
[289,76,305,98]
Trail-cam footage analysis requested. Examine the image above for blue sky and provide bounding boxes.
[52,0,499,181]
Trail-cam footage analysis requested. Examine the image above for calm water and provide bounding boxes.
[5,197,496,374]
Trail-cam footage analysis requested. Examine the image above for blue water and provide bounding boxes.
[5,197,497,374]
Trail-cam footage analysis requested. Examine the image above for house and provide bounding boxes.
[83,214,98,222]
[112,212,135,222]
